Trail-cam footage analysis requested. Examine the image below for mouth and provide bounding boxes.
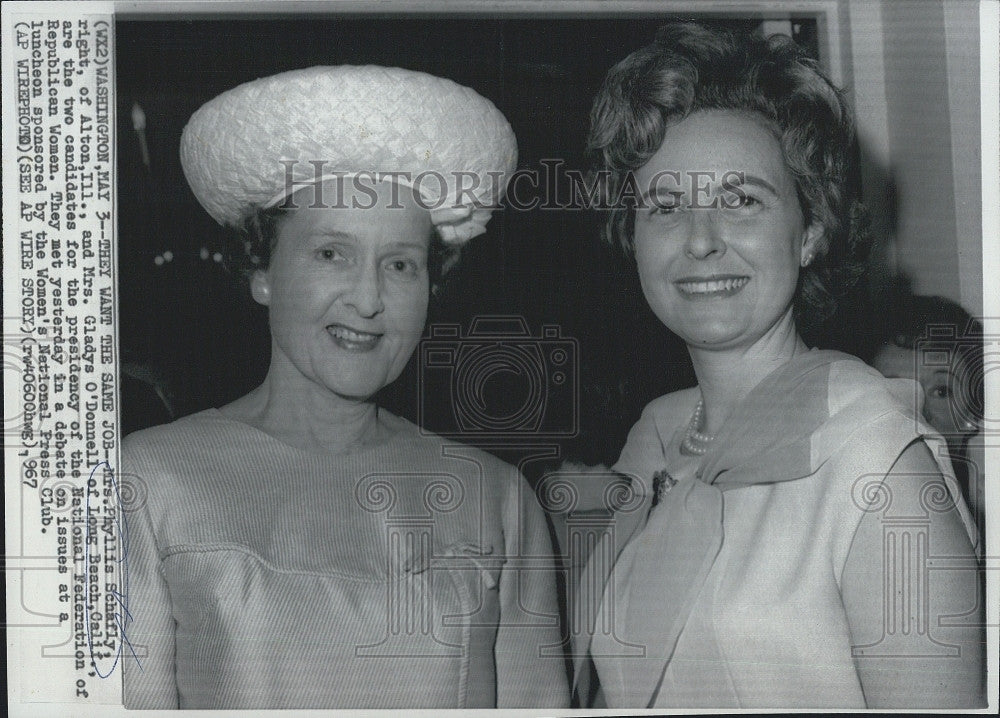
[675,275,750,297]
[326,323,382,351]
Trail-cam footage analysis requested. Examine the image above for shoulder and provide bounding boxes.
[119,410,253,520]
[800,352,926,464]
[405,429,540,536]
[402,425,518,476]
[843,441,978,580]
[394,419,524,497]
[812,369,923,477]
[822,352,918,417]
[612,387,698,481]
[623,386,700,452]
[124,407,233,444]
[806,356,978,540]
[122,409,239,462]
[120,409,271,503]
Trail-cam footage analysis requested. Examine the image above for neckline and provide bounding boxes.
[205,406,424,461]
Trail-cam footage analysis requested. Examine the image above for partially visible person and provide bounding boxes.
[870,293,985,550]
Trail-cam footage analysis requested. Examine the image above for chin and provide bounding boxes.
[686,338,739,350]
[677,327,746,350]
[314,353,404,397]
[315,370,390,402]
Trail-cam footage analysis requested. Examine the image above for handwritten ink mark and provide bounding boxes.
[84,461,138,678]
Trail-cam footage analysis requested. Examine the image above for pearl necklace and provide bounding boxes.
[681,397,716,456]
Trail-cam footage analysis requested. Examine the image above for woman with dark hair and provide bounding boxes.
[122,66,567,710]
[573,23,982,709]
[870,292,985,549]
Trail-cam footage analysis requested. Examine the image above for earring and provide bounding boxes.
[801,253,813,267]
[250,272,272,305]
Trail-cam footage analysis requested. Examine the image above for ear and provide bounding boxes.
[799,222,826,267]
[250,269,272,306]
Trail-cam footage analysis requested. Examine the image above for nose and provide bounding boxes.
[684,210,726,260]
[343,260,385,318]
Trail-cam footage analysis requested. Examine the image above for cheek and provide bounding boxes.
[922,403,954,433]
[389,282,430,332]
[634,261,667,311]
[403,299,429,333]
[761,226,799,264]
[635,247,684,323]
[754,243,801,305]
[916,383,954,426]
[633,237,669,287]
[270,277,328,316]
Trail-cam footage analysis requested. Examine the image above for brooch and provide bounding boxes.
[651,469,677,507]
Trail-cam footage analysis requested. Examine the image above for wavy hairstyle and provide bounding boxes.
[587,22,870,332]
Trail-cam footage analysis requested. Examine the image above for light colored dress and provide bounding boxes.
[575,350,978,708]
[122,409,568,709]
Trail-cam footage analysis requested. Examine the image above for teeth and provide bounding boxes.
[677,277,749,294]
[328,326,378,342]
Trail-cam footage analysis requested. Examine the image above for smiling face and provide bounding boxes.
[632,110,823,352]
[251,179,432,401]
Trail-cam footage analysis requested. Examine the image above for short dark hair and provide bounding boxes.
[587,21,870,330]
[875,293,984,425]
[230,205,460,300]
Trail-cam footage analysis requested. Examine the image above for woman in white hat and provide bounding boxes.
[122,66,568,709]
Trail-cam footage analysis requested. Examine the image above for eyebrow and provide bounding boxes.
[313,229,356,241]
[639,186,684,204]
[384,241,429,252]
[313,230,426,252]
[638,173,782,203]
[737,174,781,195]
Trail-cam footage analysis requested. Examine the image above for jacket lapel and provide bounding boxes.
[620,477,724,706]
[570,489,652,704]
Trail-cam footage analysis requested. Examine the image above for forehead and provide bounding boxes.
[278,178,433,245]
[635,109,791,188]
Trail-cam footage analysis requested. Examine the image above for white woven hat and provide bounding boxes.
[180,65,518,244]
